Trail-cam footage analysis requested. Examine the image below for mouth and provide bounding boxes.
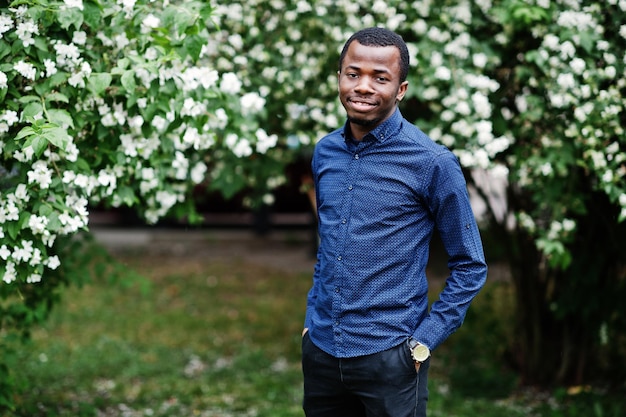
[348,98,377,112]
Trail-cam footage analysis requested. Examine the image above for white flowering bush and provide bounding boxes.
[0,0,288,287]
[0,0,290,407]
[204,0,625,266]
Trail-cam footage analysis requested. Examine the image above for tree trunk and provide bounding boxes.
[505,192,626,387]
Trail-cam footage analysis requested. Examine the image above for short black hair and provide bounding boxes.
[339,27,410,83]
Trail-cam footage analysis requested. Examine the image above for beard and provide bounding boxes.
[347,115,381,127]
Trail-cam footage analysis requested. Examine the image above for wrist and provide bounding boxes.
[408,338,431,363]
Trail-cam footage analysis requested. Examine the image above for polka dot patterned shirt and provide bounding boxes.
[305,109,487,358]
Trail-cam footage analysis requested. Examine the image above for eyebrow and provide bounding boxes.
[344,64,392,75]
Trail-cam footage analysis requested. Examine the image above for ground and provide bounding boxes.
[91,227,318,275]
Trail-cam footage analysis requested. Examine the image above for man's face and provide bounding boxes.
[338,40,408,140]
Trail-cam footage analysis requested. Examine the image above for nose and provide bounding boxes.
[354,76,374,94]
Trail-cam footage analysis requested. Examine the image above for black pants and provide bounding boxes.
[302,333,429,417]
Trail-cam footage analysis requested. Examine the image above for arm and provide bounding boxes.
[413,152,488,350]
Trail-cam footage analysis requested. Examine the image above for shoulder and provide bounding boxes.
[395,120,457,168]
[399,121,448,154]
[316,127,343,145]
[313,127,344,156]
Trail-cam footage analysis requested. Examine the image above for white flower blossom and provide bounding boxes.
[141,14,161,33]
[26,273,42,283]
[16,19,38,47]
[172,151,189,179]
[27,161,53,189]
[14,183,30,202]
[28,214,49,235]
[152,115,168,131]
[220,72,242,94]
[569,57,586,74]
[155,190,178,213]
[72,30,87,44]
[13,240,34,263]
[181,67,219,91]
[434,66,451,81]
[226,134,253,158]
[117,0,137,17]
[190,162,207,184]
[472,53,488,68]
[14,60,36,80]
[0,199,19,222]
[63,0,84,10]
[44,59,57,77]
[45,255,61,270]
[0,15,13,37]
[0,245,10,260]
[2,262,16,284]
[240,92,266,115]
[181,98,206,117]
[557,10,594,30]
[255,129,278,154]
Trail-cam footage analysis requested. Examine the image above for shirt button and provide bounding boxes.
[348,185,353,190]
[337,255,342,261]
[341,218,347,224]
[354,154,359,160]
[335,287,340,293]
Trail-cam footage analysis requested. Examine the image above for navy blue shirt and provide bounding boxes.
[305,109,487,358]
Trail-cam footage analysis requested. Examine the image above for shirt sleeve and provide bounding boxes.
[413,151,488,350]
[304,152,321,330]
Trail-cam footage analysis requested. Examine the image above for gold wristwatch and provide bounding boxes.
[408,338,430,363]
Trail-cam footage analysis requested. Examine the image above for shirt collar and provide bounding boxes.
[341,108,403,144]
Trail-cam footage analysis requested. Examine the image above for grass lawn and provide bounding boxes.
[9,230,625,416]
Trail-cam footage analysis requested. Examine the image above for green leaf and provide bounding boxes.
[41,125,70,150]
[57,7,84,30]
[45,92,70,103]
[6,220,19,240]
[38,203,53,217]
[17,123,69,153]
[199,3,215,26]
[116,186,137,206]
[15,126,36,141]
[47,109,74,129]
[578,31,595,54]
[112,58,130,74]
[83,2,102,29]
[48,71,69,87]
[20,102,44,122]
[88,73,112,96]
[0,40,10,62]
[121,70,136,93]
[184,34,204,61]
[29,135,48,157]
[18,95,41,104]
[46,212,62,232]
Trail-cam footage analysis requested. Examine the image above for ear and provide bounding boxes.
[396,81,408,102]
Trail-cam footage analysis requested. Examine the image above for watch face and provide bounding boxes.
[412,344,430,362]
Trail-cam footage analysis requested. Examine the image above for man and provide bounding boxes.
[302,27,488,417]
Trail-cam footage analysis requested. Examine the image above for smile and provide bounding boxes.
[349,99,377,111]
